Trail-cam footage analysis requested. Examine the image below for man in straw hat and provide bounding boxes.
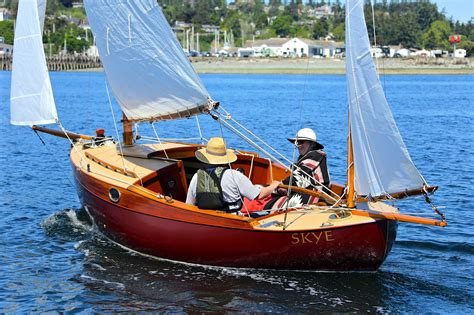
[186,137,280,213]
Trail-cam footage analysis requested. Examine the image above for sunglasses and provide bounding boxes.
[295,140,308,147]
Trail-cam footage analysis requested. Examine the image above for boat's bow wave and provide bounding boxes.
[41,208,94,239]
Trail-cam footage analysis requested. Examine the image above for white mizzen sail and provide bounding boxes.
[345,0,426,197]
[84,0,210,122]
[10,0,58,126]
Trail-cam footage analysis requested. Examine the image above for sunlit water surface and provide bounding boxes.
[0,72,473,312]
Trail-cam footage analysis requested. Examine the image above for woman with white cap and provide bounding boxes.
[186,137,280,213]
[264,128,330,210]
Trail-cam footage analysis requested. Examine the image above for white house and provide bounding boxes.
[0,8,11,21]
[394,48,410,57]
[237,47,255,58]
[454,49,467,58]
[0,43,13,55]
[371,47,384,58]
[85,45,99,57]
[413,49,431,58]
[244,38,288,57]
[281,38,341,58]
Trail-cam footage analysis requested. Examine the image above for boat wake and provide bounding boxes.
[41,207,94,239]
[396,239,474,255]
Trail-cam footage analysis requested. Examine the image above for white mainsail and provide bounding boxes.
[10,0,58,126]
[345,0,426,197]
[84,0,210,122]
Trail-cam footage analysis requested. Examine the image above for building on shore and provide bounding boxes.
[243,38,288,57]
[0,8,11,21]
[240,37,343,58]
[0,43,13,55]
[281,38,343,58]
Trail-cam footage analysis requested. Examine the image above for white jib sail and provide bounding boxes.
[84,0,210,121]
[345,0,426,197]
[10,0,58,126]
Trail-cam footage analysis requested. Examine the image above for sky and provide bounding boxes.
[430,0,473,23]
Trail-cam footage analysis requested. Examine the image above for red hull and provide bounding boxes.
[74,168,397,271]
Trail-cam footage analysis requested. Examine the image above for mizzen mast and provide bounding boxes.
[122,113,133,146]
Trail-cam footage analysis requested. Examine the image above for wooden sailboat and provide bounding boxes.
[10,0,445,271]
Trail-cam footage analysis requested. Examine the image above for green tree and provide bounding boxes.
[0,20,14,44]
[457,37,474,56]
[312,17,329,39]
[271,15,293,37]
[421,20,452,49]
[331,23,344,41]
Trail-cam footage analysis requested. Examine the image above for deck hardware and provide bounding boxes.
[258,220,281,228]
[165,195,173,203]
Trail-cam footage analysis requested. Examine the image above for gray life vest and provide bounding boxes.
[195,167,242,212]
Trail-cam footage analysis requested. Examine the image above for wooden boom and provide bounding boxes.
[278,184,447,227]
[32,125,93,140]
[350,209,447,227]
[278,184,336,205]
[356,186,438,202]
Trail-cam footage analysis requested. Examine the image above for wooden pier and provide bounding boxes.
[1,54,102,71]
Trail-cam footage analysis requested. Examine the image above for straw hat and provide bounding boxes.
[195,137,237,165]
[287,128,324,149]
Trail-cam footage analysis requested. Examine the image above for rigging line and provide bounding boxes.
[284,208,312,230]
[370,0,380,74]
[214,112,339,202]
[214,107,338,198]
[105,80,127,174]
[213,109,338,199]
[151,122,169,159]
[213,110,286,165]
[216,119,251,218]
[195,116,205,144]
[216,112,338,201]
[57,121,86,168]
[217,105,299,167]
[297,49,313,132]
[139,136,204,142]
[31,127,76,189]
[283,141,299,230]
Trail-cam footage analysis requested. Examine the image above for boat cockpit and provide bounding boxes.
[79,142,344,207]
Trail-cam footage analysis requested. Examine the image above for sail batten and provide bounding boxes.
[345,0,426,198]
[84,0,210,122]
[10,0,58,126]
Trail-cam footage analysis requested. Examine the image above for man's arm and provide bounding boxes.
[185,174,198,205]
[257,180,280,200]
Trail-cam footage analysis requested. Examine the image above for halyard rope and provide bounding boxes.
[105,81,127,174]
[151,122,169,159]
[211,108,339,203]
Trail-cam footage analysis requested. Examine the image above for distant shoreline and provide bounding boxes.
[77,57,474,75]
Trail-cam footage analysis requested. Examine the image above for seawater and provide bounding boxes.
[0,72,473,312]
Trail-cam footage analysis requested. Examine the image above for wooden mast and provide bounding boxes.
[347,118,356,208]
[122,113,133,146]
